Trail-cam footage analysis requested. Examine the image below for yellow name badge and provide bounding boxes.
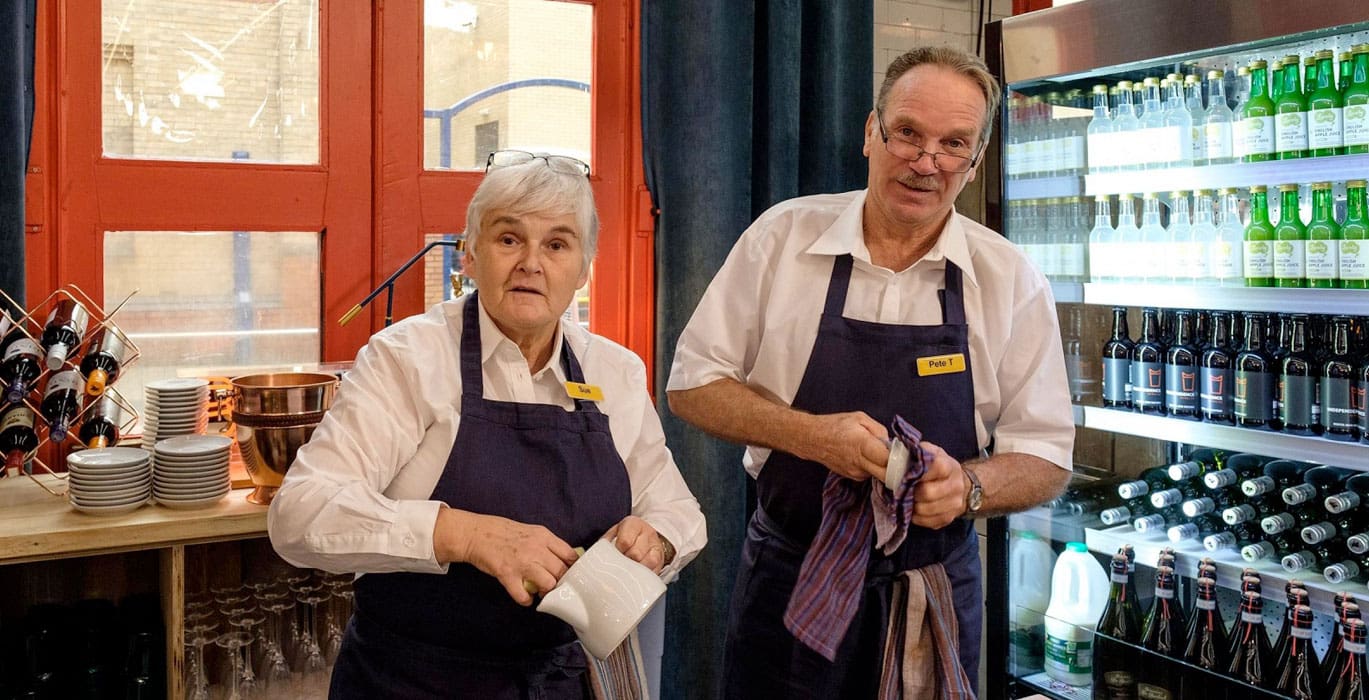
[916,353,967,377]
[564,381,605,402]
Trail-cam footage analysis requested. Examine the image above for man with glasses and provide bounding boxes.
[667,46,1073,697]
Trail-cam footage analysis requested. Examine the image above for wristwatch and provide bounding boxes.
[658,534,677,566]
[962,466,984,517]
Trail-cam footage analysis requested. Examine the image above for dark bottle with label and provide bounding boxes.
[1201,311,1237,423]
[1103,306,1134,408]
[1326,598,1361,689]
[1329,617,1369,700]
[1280,314,1320,434]
[0,403,39,475]
[39,298,90,371]
[1270,583,1310,668]
[1093,553,1141,698]
[1164,309,1201,418]
[1130,307,1167,414]
[1270,313,1292,429]
[1,335,42,405]
[1273,604,1324,699]
[1179,577,1229,698]
[1235,312,1276,427]
[1227,591,1272,688]
[1325,316,1360,440]
[1285,465,1354,506]
[78,326,126,397]
[1203,520,1263,552]
[1136,566,1184,699]
[77,396,122,450]
[39,369,83,443]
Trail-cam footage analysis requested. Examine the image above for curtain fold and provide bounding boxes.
[643,2,872,697]
[1,0,36,312]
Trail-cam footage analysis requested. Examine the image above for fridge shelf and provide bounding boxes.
[1083,153,1369,197]
[1081,406,1369,470]
[1084,523,1359,617]
[1005,175,1083,201]
[1080,282,1369,315]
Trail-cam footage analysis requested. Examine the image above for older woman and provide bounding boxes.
[268,151,707,699]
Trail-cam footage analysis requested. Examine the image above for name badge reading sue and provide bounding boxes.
[564,381,605,402]
[916,353,966,377]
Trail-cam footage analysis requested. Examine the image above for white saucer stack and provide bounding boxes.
[142,378,211,448]
[152,435,232,509]
[67,447,154,516]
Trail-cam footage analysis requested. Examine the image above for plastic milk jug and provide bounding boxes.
[1043,542,1108,686]
[1008,530,1056,673]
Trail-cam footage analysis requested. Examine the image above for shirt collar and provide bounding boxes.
[804,189,979,288]
[475,296,568,382]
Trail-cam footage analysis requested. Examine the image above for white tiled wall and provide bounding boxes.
[873,0,1012,93]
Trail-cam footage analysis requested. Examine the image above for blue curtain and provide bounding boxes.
[643,2,872,697]
[1,0,36,312]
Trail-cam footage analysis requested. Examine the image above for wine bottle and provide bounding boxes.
[1204,521,1263,552]
[1167,514,1223,543]
[1226,591,1271,688]
[1280,314,1319,435]
[0,404,39,475]
[1131,308,1167,414]
[1136,566,1184,698]
[1273,604,1324,699]
[1324,316,1360,440]
[1200,310,1237,423]
[1282,539,1349,574]
[1093,553,1142,697]
[0,336,42,405]
[1182,490,1242,519]
[1235,312,1276,428]
[1165,447,1225,482]
[78,327,126,397]
[77,396,122,450]
[1240,568,1262,595]
[1164,309,1201,418]
[1133,507,1185,535]
[39,369,83,443]
[1103,306,1134,408]
[1269,583,1310,668]
[1242,531,1300,563]
[1327,597,1362,689]
[1203,453,1266,490]
[1327,473,1369,514]
[1302,509,1365,546]
[1329,618,1369,700]
[1150,481,1204,510]
[1099,499,1151,526]
[1179,577,1229,697]
[1117,466,1171,500]
[1243,459,1311,498]
[39,299,90,371]
[1285,465,1354,506]
[1222,492,1283,526]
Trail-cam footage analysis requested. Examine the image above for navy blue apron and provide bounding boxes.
[333,293,633,699]
[721,254,983,699]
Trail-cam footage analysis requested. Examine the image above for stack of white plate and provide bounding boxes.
[142,378,210,448]
[152,435,232,509]
[67,447,153,516]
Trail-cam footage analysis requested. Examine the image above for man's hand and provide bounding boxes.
[433,507,580,606]
[605,515,670,574]
[808,411,891,482]
[910,440,969,529]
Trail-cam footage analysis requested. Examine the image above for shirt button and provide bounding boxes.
[403,536,416,547]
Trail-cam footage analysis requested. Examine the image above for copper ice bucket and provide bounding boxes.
[231,372,339,505]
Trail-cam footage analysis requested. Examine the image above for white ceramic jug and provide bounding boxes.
[536,538,666,659]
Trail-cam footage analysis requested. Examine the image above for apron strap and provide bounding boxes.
[460,291,601,413]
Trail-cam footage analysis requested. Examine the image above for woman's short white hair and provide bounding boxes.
[464,160,599,271]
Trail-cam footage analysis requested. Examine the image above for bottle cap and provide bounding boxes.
[1249,59,1267,69]
[45,342,70,371]
[1316,49,1334,60]
[1312,182,1333,191]
[1348,180,1366,188]
[1277,184,1299,193]
[1065,542,1087,553]
[1250,185,1267,193]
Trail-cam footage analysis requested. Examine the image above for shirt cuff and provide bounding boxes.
[990,438,1074,472]
[389,499,448,574]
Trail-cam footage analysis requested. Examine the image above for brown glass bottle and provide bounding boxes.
[1235,312,1275,428]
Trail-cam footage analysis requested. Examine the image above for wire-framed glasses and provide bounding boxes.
[485,149,591,176]
[875,109,983,173]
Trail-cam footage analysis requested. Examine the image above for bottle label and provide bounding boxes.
[1087,133,1109,170]
[1212,239,1241,279]
[1358,380,1369,433]
[1232,118,1249,159]
[1243,115,1275,154]
[1306,239,1337,279]
[1323,377,1356,431]
[1155,587,1174,599]
[1274,239,1306,279]
[1275,111,1309,152]
[1164,364,1199,413]
[1235,370,1273,421]
[1103,357,1131,405]
[1131,361,1165,410]
[1244,240,1273,277]
[1346,640,1366,654]
[1242,611,1263,624]
[1309,107,1344,149]
[1191,124,1206,161]
[1044,634,1092,674]
[1061,244,1084,277]
[1006,142,1023,176]
[1151,125,1183,164]
[3,338,40,361]
[43,370,83,398]
[1195,599,1216,611]
[1136,683,1172,700]
[1345,102,1369,148]
[1,406,35,432]
[1341,239,1369,280]
[1291,626,1312,639]
[1280,374,1315,428]
[1101,670,1136,696]
[1111,572,1129,583]
[1205,122,1233,159]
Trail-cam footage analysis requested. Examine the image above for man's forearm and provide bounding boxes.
[667,379,822,463]
[968,452,1071,518]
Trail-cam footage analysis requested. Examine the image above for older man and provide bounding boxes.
[668,46,1074,697]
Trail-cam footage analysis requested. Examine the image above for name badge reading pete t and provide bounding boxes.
[564,381,605,402]
[916,353,966,377]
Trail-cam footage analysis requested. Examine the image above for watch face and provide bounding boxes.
[968,490,984,511]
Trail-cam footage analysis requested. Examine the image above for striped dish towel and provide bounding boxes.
[586,631,649,700]
[879,565,975,699]
[783,419,932,661]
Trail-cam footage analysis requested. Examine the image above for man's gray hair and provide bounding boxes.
[464,160,600,270]
[876,46,1002,147]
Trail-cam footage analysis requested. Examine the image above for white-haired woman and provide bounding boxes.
[269,151,707,699]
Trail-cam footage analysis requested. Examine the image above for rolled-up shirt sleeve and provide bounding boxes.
[268,329,450,575]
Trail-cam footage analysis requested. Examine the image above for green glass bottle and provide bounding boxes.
[1276,56,1309,159]
[1245,185,1275,286]
[1304,55,1317,97]
[1307,182,1342,289]
[1309,50,1345,156]
[1346,45,1369,155]
[1342,180,1369,290]
[1243,60,1277,162]
[1342,51,1355,93]
[1274,184,1307,288]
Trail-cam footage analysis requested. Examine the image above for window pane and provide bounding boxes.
[101,0,320,164]
[104,231,321,419]
[422,232,588,327]
[423,1,592,171]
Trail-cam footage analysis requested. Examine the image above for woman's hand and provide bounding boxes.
[604,515,672,574]
[433,507,580,606]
